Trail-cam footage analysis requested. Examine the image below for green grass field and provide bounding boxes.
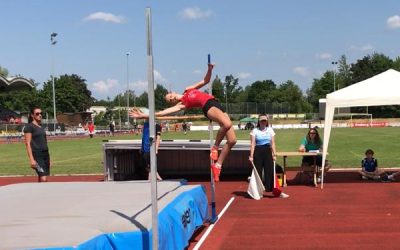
[1,127,399,176]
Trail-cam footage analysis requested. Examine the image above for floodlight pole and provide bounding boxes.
[50,32,58,134]
[225,83,228,114]
[332,61,338,113]
[331,61,338,91]
[118,95,122,130]
[146,7,158,249]
[126,52,130,129]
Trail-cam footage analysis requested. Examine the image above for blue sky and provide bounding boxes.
[1,0,400,100]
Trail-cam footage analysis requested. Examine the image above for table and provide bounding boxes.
[276,151,322,187]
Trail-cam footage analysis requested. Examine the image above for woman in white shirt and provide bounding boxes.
[249,114,288,198]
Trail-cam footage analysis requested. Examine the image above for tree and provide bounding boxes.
[211,75,224,102]
[350,53,393,84]
[154,84,168,110]
[306,72,333,111]
[0,68,40,112]
[0,66,9,77]
[277,80,306,113]
[135,92,148,107]
[393,57,400,71]
[247,79,277,103]
[336,55,352,89]
[223,75,243,103]
[0,89,40,113]
[41,74,94,114]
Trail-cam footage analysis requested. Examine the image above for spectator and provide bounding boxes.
[23,106,51,182]
[387,172,399,181]
[87,121,95,138]
[188,121,192,130]
[165,122,170,132]
[360,149,382,180]
[9,116,15,124]
[182,121,188,135]
[109,120,115,136]
[298,127,331,181]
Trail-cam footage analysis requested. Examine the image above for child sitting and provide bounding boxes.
[360,149,382,180]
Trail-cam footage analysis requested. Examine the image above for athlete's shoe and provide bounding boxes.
[279,192,290,198]
[381,174,393,183]
[210,146,219,161]
[211,163,221,182]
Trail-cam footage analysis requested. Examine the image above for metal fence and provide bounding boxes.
[220,102,305,115]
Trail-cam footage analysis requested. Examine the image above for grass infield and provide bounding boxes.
[0,127,399,176]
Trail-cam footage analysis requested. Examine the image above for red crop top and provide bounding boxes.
[180,89,214,109]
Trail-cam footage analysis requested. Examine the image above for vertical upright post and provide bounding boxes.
[146,7,158,249]
[208,54,218,223]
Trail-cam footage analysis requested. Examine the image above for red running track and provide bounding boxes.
[1,171,399,249]
[188,171,400,250]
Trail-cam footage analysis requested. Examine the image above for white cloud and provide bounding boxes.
[193,69,202,74]
[180,7,214,20]
[154,70,167,84]
[129,70,167,93]
[386,15,400,29]
[236,72,252,79]
[293,67,310,77]
[84,12,125,23]
[349,44,374,51]
[316,53,332,60]
[92,79,119,93]
[131,80,148,93]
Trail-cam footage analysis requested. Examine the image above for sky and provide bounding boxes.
[1,0,400,100]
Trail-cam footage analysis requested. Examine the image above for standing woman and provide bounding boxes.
[24,107,51,182]
[249,114,288,198]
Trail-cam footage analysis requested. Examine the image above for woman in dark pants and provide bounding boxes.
[249,115,288,198]
[24,106,51,182]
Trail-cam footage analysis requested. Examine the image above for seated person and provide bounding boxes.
[387,172,399,181]
[360,149,382,180]
[298,127,331,170]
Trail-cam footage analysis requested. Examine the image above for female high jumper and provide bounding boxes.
[129,63,237,181]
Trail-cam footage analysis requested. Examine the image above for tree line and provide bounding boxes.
[1,52,400,125]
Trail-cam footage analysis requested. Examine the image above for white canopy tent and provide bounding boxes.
[321,69,400,188]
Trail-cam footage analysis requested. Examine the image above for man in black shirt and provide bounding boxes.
[24,107,50,182]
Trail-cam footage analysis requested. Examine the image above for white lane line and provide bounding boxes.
[193,197,235,250]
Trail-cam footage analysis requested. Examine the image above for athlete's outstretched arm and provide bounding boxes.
[184,64,214,91]
[129,104,186,119]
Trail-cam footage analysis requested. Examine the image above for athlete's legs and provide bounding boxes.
[206,107,237,166]
[39,176,48,182]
